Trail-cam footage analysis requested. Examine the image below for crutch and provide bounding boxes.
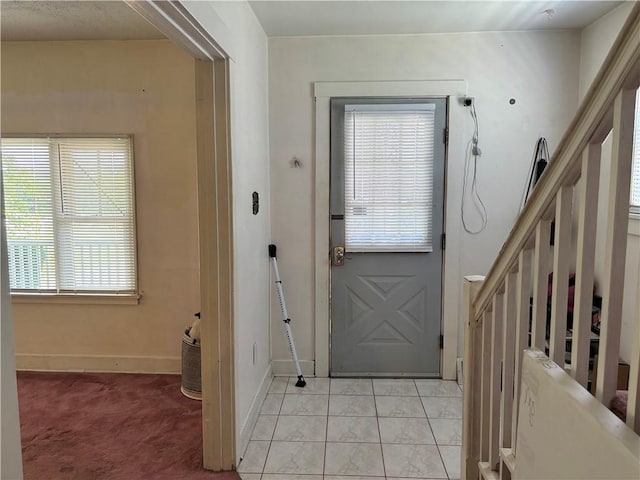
[269,244,306,388]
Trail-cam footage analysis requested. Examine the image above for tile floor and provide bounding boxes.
[238,377,462,480]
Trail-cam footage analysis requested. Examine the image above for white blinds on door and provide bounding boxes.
[344,104,436,252]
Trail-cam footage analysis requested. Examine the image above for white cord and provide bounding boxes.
[461,103,488,234]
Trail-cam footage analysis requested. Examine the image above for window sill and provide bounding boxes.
[11,293,140,305]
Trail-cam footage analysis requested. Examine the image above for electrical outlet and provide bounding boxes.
[252,342,257,365]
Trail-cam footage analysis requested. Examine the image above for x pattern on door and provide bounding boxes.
[345,274,428,347]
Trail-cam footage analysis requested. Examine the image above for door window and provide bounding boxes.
[343,104,436,252]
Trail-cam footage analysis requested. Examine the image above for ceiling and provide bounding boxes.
[0,1,164,41]
[0,1,623,42]
[249,1,623,37]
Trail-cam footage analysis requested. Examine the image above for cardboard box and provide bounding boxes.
[590,355,630,395]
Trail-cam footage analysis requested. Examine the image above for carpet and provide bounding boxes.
[17,371,240,480]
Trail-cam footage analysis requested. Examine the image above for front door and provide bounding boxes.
[330,97,447,376]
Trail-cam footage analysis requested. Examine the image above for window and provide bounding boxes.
[1,137,137,294]
[632,88,640,216]
[343,103,436,252]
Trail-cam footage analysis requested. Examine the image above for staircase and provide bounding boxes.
[461,4,640,479]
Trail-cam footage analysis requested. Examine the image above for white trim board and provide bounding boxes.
[126,1,229,60]
[629,215,640,237]
[15,354,181,374]
[314,79,468,379]
[271,359,315,377]
[236,365,272,465]
[1,169,24,479]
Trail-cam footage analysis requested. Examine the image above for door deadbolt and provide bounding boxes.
[332,246,345,266]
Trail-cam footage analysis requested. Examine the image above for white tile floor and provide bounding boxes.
[238,377,462,480]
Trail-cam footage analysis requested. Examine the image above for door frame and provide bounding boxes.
[126,1,235,471]
[314,80,467,379]
[0,1,236,474]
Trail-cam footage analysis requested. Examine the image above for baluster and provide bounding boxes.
[512,249,532,453]
[549,185,573,366]
[480,309,492,463]
[470,320,484,477]
[596,88,636,405]
[571,145,601,387]
[532,220,551,350]
[489,293,504,470]
[501,271,517,450]
[462,276,484,480]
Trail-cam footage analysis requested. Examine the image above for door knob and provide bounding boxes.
[332,246,345,266]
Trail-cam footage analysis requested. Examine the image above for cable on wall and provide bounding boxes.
[461,98,488,234]
[520,137,550,211]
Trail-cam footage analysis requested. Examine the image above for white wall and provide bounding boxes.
[579,2,637,365]
[182,0,272,462]
[268,31,581,374]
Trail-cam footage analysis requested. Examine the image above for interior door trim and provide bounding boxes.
[314,80,467,379]
[127,1,236,470]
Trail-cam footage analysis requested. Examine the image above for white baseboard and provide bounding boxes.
[237,365,273,465]
[271,359,315,377]
[15,354,181,374]
[457,357,463,388]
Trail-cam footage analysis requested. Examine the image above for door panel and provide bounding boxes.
[330,97,447,376]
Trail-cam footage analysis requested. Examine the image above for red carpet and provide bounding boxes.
[17,372,240,480]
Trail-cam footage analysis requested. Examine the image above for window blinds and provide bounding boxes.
[344,104,436,252]
[1,138,57,289]
[55,138,136,292]
[631,88,640,211]
[1,137,136,293]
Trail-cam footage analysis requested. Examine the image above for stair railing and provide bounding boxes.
[462,4,640,479]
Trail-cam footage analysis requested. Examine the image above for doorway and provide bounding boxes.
[329,97,447,376]
[0,1,235,474]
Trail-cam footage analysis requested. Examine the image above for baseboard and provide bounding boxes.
[457,357,463,389]
[237,365,273,465]
[271,359,315,377]
[15,354,181,374]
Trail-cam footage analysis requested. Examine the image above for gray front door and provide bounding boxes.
[330,97,447,376]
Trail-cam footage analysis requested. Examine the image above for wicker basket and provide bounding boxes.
[181,333,202,400]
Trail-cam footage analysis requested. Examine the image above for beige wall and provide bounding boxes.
[579,2,635,102]
[1,40,199,372]
[578,3,637,365]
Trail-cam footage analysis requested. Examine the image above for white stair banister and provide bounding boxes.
[501,271,517,449]
[489,293,504,471]
[479,309,492,462]
[462,276,485,479]
[595,88,636,405]
[532,220,552,350]
[511,249,532,453]
[627,262,640,433]
[571,144,602,387]
[462,5,640,478]
[549,185,573,366]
